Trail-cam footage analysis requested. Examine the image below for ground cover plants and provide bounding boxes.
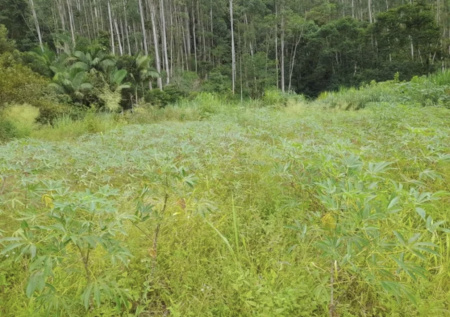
[0,95,449,316]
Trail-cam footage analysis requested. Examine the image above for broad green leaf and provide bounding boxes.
[26,272,46,298]
[82,283,93,309]
[393,231,406,246]
[415,207,426,220]
[0,242,26,255]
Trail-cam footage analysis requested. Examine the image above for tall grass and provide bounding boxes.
[318,70,450,109]
[30,112,125,141]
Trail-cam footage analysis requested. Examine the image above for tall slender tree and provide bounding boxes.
[230,0,236,94]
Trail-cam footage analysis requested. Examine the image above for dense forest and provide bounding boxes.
[0,0,449,109]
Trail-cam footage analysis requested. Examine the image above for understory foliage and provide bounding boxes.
[0,100,449,316]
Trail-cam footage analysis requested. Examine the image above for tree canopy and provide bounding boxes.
[0,0,448,99]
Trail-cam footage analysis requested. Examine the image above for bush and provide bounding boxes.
[0,52,79,123]
[0,118,19,141]
[201,67,232,95]
[169,70,201,93]
[398,73,450,108]
[34,99,71,125]
[31,112,125,141]
[262,88,303,107]
[127,104,203,124]
[0,24,15,54]
[145,86,187,107]
[99,88,122,112]
[317,80,398,110]
[0,103,40,140]
[0,53,51,109]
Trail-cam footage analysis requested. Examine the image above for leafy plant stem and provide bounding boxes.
[0,176,6,195]
[132,223,152,240]
[76,244,91,283]
[232,195,240,258]
[152,192,169,273]
[329,259,338,317]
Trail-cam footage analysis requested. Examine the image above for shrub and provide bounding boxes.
[0,118,19,141]
[144,86,187,107]
[0,103,40,139]
[127,104,203,124]
[169,70,201,94]
[0,24,15,54]
[0,52,57,114]
[31,112,125,141]
[34,99,71,125]
[201,67,232,95]
[99,88,122,112]
[262,88,303,107]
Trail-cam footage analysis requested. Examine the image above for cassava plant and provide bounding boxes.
[0,181,136,315]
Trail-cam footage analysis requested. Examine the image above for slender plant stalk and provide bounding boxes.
[232,195,240,257]
[152,192,169,272]
[76,244,91,282]
[0,176,6,195]
[329,260,338,317]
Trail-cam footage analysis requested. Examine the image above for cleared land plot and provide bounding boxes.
[1,104,449,316]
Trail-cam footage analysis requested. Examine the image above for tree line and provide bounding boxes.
[0,0,449,100]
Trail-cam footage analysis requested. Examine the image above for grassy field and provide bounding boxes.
[0,101,449,316]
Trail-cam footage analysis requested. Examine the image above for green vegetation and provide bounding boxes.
[1,0,450,100]
[1,88,449,316]
[318,71,450,110]
[0,1,449,316]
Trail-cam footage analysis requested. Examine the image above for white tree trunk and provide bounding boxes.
[29,0,44,52]
[192,7,198,72]
[280,5,285,93]
[230,0,236,94]
[107,0,115,54]
[149,0,163,89]
[138,0,148,56]
[114,19,123,56]
[160,0,170,83]
[368,0,373,24]
[66,0,76,46]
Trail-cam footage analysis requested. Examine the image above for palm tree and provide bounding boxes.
[49,67,93,105]
[129,53,159,106]
[68,49,116,74]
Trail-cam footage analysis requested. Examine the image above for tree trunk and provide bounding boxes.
[149,0,163,89]
[192,5,198,72]
[368,0,373,24]
[107,0,115,54]
[280,3,285,93]
[29,0,44,52]
[275,3,279,90]
[56,0,66,32]
[160,0,170,83]
[230,0,236,94]
[288,36,302,92]
[138,0,149,56]
[66,0,76,46]
[123,19,131,55]
[115,19,123,56]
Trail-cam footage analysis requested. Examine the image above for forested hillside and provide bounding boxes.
[1,0,449,99]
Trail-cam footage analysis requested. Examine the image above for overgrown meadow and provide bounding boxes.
[0,98,449,316]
